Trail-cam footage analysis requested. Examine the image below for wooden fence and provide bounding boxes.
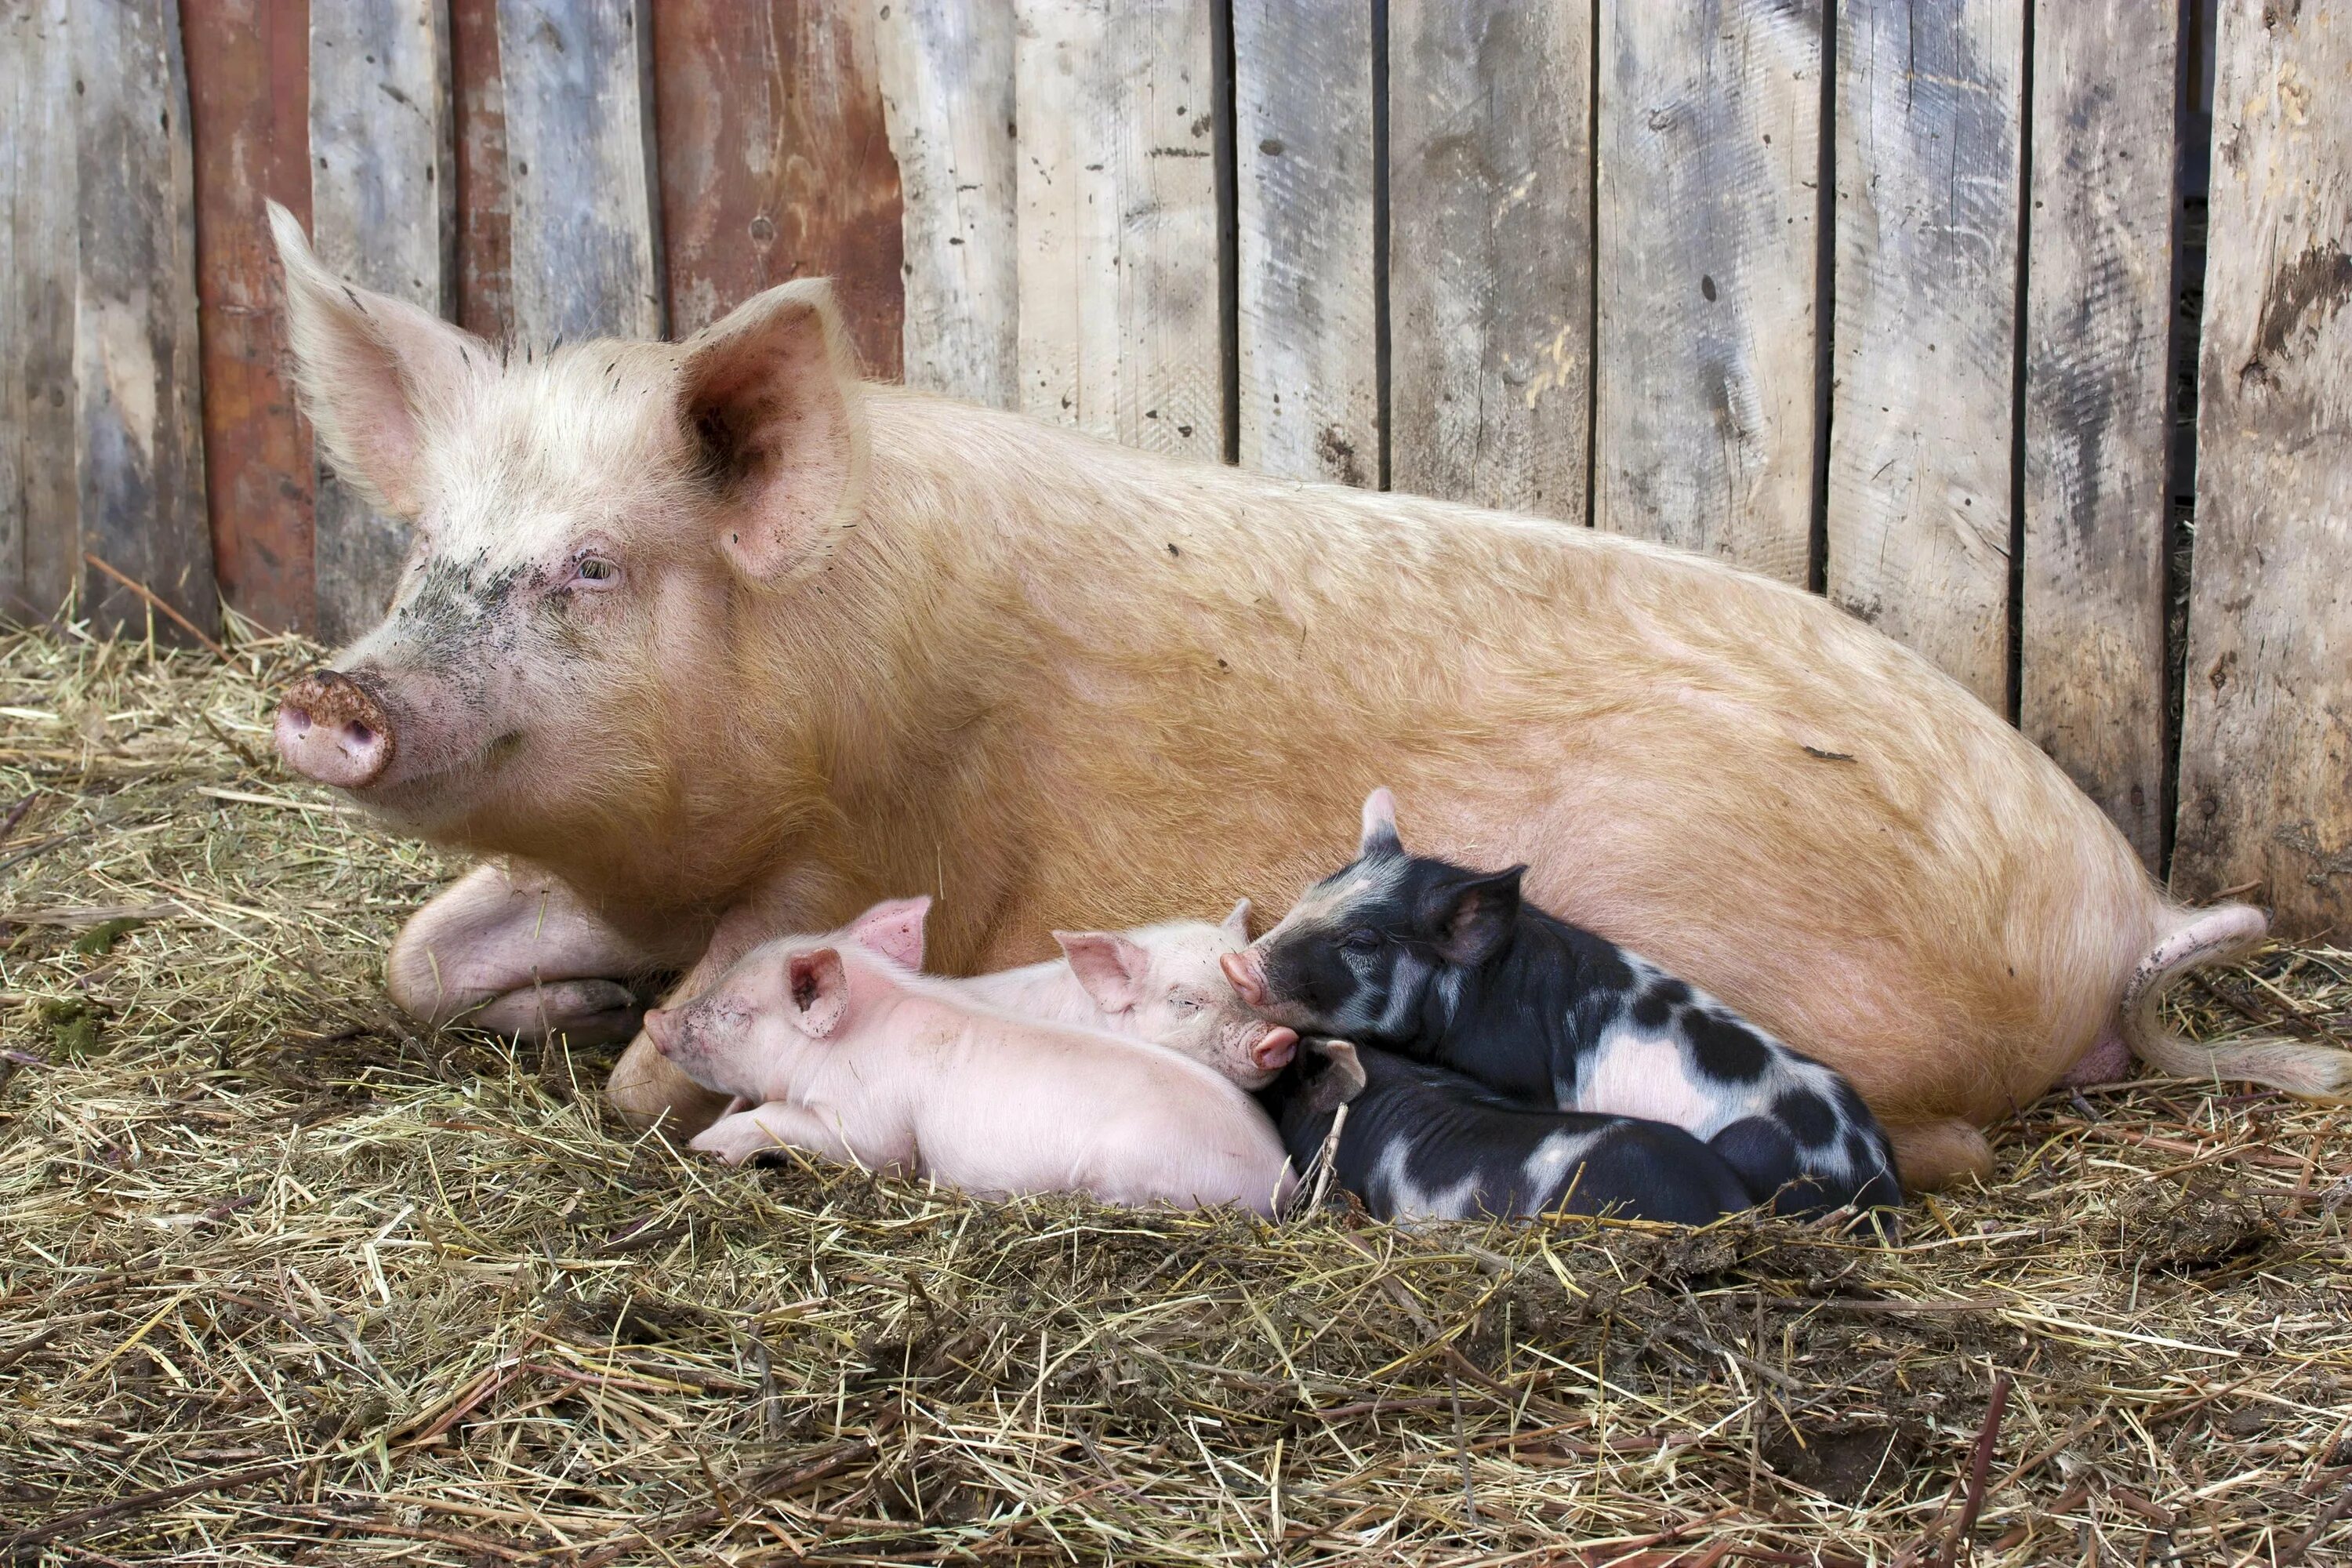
[1,0,2347,936]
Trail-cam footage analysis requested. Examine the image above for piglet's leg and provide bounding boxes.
[689,1102,880,1171]
[387,862,659,1048]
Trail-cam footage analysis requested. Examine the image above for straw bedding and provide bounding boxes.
[2,624,2349,1566]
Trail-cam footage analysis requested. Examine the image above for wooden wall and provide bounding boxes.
[2,0,2347,935]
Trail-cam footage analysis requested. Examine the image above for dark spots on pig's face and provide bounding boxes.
[1253,849,1429,1039]
[1686,1010,1770,1083]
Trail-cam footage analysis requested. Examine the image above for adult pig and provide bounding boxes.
[260,204,2350,1189]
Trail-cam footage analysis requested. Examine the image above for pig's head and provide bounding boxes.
[643,935,892,1104]
[1221,789,1526,1046]
[1054,899,1299,1089]
[263,202,867,852]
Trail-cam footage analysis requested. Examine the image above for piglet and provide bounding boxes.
[1227,790,1904,1216]
[643,907,1294,1216]
[1270,1038,1757,1225]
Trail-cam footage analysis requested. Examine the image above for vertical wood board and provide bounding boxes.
[876,0,1019,406]
[2174,0,2352,934]
[1014,0,1221,459]
[309,0,454,644]
[1828,0,2024,710]
[1594,0,1820,580]
[1233,0,1377,485]
[1,0,78,623]
[495,0,664,344]
[74,0,218,639]
[2018,0,2178,867]
[450,0,514,342]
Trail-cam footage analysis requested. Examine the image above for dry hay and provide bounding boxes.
[2,623,2350,1568]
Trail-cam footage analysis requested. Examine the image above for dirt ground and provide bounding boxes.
[2,626,2349,1566]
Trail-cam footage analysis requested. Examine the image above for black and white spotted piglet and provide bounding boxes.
[1223,790,1904,1215]
[1265,1037,1756,1225]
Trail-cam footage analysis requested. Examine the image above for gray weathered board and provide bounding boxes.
[1233,0,1377,486]
[1014,0,1221,459]
[1594,1,1819,583]
[308,0,455,644]
[877,0,1020,409]
[1388,0,1590,521]
[1,0,77,624]
[2175,0,2352,935]
[1828,0,2024,710]
[73,0,218,639]
[2019,0,2176,869]
[495,0,664,344]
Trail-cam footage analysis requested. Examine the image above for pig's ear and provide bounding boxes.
[269,200,482,517]
[1357,788,1402,858]
[1422,866,1524,967]
[680,278,869,586]
[848,895,930,971]
[1221,898,1252,940]
[782,947,850,1038]
[1302,1038,1368,1115]
[1054,931,1149,1014]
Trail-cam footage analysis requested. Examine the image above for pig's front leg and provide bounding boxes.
[689,1101,909,1174]
[387,862,659,1048]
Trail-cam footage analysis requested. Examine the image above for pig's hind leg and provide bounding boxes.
[387,863,659,1048]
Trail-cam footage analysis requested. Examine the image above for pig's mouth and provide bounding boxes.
[347,728,528,818]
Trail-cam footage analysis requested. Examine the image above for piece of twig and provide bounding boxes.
[2282,1479,2352,1566]
[1935,1373,2013,1568]
[1,1458,302,1554]
[82,554,228,659]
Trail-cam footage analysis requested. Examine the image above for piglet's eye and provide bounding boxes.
[1342,928,1381,951]
[572,554,620,585]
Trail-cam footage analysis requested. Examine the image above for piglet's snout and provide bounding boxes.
[1221,949,1270,1009]
[1250,1025,1298,1071]
[642,1007,677,1058]
[276,669,394,789]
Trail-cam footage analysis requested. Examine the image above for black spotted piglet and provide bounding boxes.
[1224,790,1904,1216]
[1266,1037,1757,1225]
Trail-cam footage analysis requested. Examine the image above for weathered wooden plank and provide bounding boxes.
[73,0,218,640]
[2175,0,2352,934]
[1594,1,1818,579]
[1232,0,1377,485]
[495,0,664,344]
[185,0,316,634]
[308,0,454,644]
[875,0,1018,406]
[1827,0,2024,710]
[652,0,904,372]
[0,0,78,624]
[449,0,514,343]
[1014,0,1220,459]
[1389,0,1590,519]
[2018,0,2177,868]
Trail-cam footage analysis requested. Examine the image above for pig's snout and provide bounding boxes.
[1221,949,1270,1009]
[643,1006,677,1058]
[1251,1025,1298,1072]
[276,669,394,789]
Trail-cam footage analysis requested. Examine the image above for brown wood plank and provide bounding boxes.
[184,0,316,634]
[2174,0,2352,935]
[2017,0,2177,868]
[449,0,514,343]
[875,0,1018,405]
[1827,0,2024,710]
[308,0,455,644]
[652,0,903,374]
[495,0,665,343]
[1233,0,1377,485]
[0,0,78,624]
[1389,0,1592,519]
[1594,1,1819,580]
[73,0,218,640]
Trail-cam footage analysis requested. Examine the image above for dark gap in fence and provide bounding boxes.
[1213,0,1240,466]
[2160,0,2218,883]
[631,0,669,340]
[1371,0,1392,492]
[2005,0,2037,727]
[1806,0,1836,593]
[1581,0,1602,532]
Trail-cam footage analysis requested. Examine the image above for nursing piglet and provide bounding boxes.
[1270,1039,1756,1225]
[641,915,1294,1216]
[1227,791,1903,1216]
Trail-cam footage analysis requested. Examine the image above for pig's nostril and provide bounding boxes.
[339,720,378,752]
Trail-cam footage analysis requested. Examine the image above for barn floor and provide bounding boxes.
[2,627,2349,1567]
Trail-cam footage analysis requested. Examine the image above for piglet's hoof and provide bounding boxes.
[463,979,644,1048]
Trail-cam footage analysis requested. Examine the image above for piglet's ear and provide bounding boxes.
[270,201,483,517]
[1221,898,1252,940]
[848,895,931,971]
[681,278,869,586]
[1424,866,1524,967]
[1054,931,1150,1014]
[1357,788,1401,858]
[783,947,850,1039]
[1302,1038,1368,1116]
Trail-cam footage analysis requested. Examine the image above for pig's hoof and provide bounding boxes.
[463,979,644,1048]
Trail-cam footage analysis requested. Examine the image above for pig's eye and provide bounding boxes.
[571,554,621,586]
[1342,928,1382,952]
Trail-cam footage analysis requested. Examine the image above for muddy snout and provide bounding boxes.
[276,669,394,789]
